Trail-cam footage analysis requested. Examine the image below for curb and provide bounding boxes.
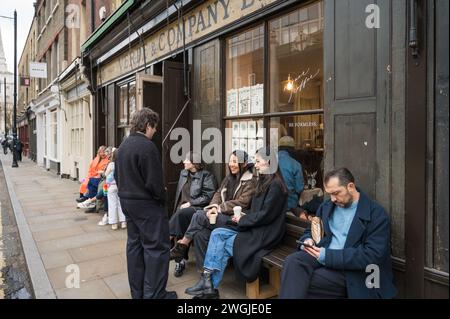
[1,156,57,299]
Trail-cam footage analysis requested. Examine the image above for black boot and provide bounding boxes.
[185,272,215,296]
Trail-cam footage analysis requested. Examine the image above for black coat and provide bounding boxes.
[172,169,217,213]
[233,181,287,282]
[115,133,166,204]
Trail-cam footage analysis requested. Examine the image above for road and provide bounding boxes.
[0,159,33,299]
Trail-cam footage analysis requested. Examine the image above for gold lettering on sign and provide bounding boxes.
[99,0,280,84]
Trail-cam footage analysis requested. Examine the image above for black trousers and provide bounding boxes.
[120,198,171,299]
[279,250,347,299]
[169,207,197,239]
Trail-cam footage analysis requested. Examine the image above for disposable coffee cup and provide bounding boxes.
[209,212,218,224]
[233,206,242,218]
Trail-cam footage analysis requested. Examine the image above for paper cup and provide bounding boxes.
[209,212,218,224]
[233,206,242,218]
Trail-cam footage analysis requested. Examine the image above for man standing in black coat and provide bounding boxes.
[114,108,177,299]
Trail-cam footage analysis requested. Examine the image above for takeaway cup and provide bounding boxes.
[233,206,242,218]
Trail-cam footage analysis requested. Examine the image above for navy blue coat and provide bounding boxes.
[301,190,397,299]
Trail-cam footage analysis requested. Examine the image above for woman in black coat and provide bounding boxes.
[185,147,288,298]
[169,152,217,275]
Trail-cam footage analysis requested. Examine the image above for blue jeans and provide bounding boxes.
[203,228,237,288]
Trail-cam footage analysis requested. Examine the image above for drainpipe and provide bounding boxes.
[90,0,95,33]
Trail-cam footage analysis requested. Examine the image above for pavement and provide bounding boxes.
[0,153,247,299]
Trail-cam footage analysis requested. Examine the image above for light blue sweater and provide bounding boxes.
[317,201,358,265]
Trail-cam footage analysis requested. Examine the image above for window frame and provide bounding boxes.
[222,1,325,146]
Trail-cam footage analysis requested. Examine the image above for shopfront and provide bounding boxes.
[82,0,448,297]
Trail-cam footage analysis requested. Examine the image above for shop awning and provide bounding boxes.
[81,0,137,54]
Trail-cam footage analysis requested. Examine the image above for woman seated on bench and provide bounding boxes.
[184,147,288,299]
[170,150,256,277]
[169,151,217,277]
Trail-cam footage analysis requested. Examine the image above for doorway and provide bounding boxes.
[136,60,190,214]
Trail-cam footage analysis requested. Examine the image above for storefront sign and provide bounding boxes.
[99,0,280,84]
[29,62,47,79]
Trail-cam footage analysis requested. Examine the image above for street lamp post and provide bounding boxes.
[0,11,18,167]
[12,10,18,167]
[3,78,6,136]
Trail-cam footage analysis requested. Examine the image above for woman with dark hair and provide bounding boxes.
[170,150,257,276]
[185,147,288,299]
[169,152,217,276]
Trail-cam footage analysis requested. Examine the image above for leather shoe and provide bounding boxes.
[163,291,178,299]
[170,242,188,262]
[192,289,219,299]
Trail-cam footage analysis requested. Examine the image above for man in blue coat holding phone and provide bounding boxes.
[280,167,396,299]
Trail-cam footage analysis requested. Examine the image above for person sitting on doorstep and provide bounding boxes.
[184,147,288,299]
[169,150,257,276]
[76,145,109,203]
[277,136,304,215]
[77,146,113,213]
[169,151,217,277]
[279,167,397,299]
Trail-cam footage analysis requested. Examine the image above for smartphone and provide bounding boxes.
[296,240,315,248]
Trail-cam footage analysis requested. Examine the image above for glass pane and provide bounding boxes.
[269,1,324,113]
[269,115,324,190]
[129,81,136,118]
[119,84,128,125]
[225,118,265,163]
[225,25,264,116]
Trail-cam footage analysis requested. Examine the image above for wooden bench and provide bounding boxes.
[246,213,310,299]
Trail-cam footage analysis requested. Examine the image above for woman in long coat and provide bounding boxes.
[185,147,288,298]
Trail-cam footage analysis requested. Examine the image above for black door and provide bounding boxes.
[162,61,190,215]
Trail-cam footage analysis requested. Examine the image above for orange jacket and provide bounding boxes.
[79,156,110,194]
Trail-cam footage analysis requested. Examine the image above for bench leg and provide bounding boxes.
[246,267,280,299]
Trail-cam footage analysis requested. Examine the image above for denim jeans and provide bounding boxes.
[203,227,237,288]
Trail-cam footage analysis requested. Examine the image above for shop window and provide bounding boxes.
[225,25,264,118]
[118,81,136,143]
[269,115,324,188]
[269,1,323,113]
[222,1,325,194]
[225,118,264,162]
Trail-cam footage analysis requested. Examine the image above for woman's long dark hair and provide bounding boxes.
[255,147,288,196]
[223,149,253,200]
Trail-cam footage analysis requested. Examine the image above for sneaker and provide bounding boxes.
[120,221,127,229]
[98,214,108,226]
[77,200,95,209]
[174,261,185,278]
[111,224,118,230]
[76,196,87,203]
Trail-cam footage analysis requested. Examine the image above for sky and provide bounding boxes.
[0,0,36,73]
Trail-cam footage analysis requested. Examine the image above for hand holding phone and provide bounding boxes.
[296,240,315,248]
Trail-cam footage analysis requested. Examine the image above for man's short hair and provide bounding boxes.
[324,167,355,187]
[130,108,160,134]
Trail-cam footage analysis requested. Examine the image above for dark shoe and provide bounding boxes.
[174,261,185,278]
[185,272,215,296]
[192,289,220,299]
[170,243,188,262]
[162,291,178,299]
[76,196,87,203]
